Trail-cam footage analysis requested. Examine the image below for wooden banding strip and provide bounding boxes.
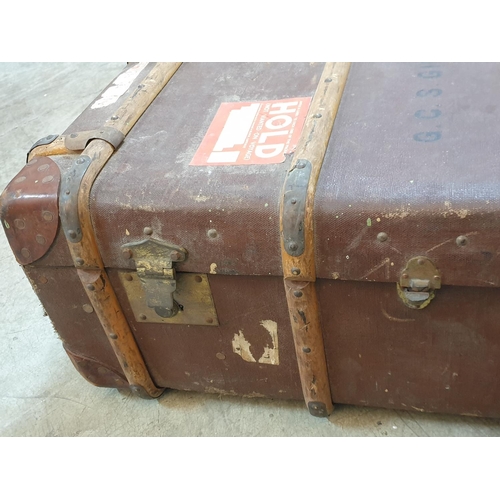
[28,135,73,162]
[63,62,182,398]
[281,62,351,282]
[280,62,351,416]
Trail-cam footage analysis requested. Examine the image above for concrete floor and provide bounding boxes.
[1,62,500,437]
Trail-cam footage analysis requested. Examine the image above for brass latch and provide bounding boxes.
[122,238,187,318]
[397,256,441,310]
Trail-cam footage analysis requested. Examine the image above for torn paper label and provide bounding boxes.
[258,320,279,365]
[232,330,256,362]
[232,320,279,365]
[91,62,148,109]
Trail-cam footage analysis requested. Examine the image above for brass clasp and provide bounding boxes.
[397,256,441,309]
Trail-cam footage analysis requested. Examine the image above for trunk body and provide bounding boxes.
[3,62,500,418]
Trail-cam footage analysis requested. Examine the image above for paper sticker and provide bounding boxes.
[190,97,311,166]
[91,62,148,109]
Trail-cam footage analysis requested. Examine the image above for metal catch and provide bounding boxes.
[397,256,441,309]
[121,238,187,318]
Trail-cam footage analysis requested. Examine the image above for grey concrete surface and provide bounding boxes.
[1,62,500,437]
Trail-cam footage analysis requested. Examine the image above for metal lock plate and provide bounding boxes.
[397,256,441,309]
[119,271,219,326]
[121,238,218,325]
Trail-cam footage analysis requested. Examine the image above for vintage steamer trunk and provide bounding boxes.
[2,62,500,418]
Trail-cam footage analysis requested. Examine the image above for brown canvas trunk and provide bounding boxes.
[2,62,500,418]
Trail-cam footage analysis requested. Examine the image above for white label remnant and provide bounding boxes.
[231,320,279,365]
[91,62,148,109]
[232,330,256,363]
[258,320,279,365]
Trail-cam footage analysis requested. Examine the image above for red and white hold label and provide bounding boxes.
[190,97,311,166]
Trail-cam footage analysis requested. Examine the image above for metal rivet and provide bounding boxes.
[109,333,118,339]
[418,258,425,265]
[37,163,49,172]
[170,251,182,261]
[42,175,54,184]
[296,161,305,169]
[27,158,38,165]
[291,198,297,205]
[377,232,388,242]
[39,276,48,285]
[122,248,133,259]
[325,77,332,83]
[434,275,441,281]
[76,157,86,165]
[14,219,25,229]
[302,347,311,353]
[3,220,10,229]
[42,211,53,222]
[313,113,322,118]
[14,176,26,184]
[65,190,70,195]
[143,227,153,235]
[124,274,133,281]
[456,235,468,247]
[68,230,77,239]
[82,304,94,314]
[206,318,214,324]
[86,284,95,291]
[293,290,303,298]
[75,258,84,266]
[139,314,147,320]
[402,273,409,279]
[208,229,218,238]
[291,267,301,275]
[216,352,226,360]
[111,115,119,120]
[21,248,31,258]
[288,242,298,251]
[195,276,202,283]
[35,234,46,245]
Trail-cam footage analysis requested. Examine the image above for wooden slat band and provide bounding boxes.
[280,62,351,416]
[63,62,181,398]
[280,62,351,281]
[28,135,73,161]
[285,280,332,417]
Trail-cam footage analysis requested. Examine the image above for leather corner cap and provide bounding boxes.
[0,156,60,265]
